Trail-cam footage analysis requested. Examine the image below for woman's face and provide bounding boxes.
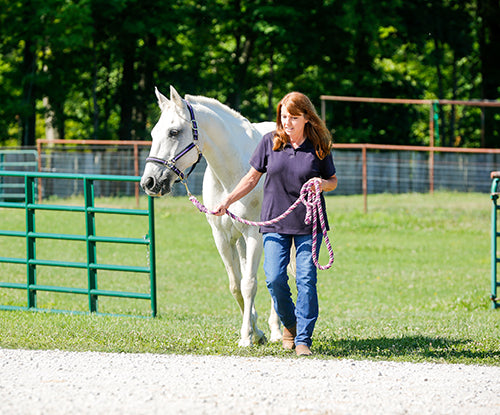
[281,105,308,142]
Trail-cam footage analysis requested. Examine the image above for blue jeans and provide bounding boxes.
[263,232,321,347]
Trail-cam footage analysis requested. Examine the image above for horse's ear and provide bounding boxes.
[155,87,169,108]
[170,85,184,108]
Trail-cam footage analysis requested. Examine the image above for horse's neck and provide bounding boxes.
[193,100,258,191]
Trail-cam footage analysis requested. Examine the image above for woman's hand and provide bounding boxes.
[213,202,228,216]
[212,167,263,217]
[320,174,338,192]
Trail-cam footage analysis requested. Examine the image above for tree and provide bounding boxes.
[0,0,43,146]
[0,0,497,148]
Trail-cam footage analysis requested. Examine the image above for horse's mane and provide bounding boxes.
[185,94,251,124]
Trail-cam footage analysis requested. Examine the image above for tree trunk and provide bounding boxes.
[478,0,500,147]
[267,51,275,121]
[118,43,136,141]
[21,39,37,147]
[135,34,157,140]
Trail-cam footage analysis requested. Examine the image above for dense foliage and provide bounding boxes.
[1,0,499,147]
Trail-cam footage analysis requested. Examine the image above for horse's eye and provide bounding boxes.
[169,129,180,137]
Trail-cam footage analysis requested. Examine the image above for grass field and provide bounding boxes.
[0,192,499,365]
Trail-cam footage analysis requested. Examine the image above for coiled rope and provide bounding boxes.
[185,177,334,270]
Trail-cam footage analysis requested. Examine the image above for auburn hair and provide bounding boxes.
[273,92,333,160]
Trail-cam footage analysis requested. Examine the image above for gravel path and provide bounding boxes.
[1,348,499,415]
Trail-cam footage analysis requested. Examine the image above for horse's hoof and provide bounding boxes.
[254,334,267,346]
[269,328,283,343]
[238,338,252,347]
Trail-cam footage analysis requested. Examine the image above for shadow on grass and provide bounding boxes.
[314,335,500,363]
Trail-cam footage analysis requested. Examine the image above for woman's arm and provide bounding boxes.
[213,167,263,216]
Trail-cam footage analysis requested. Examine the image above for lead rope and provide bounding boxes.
[184,177,334,270]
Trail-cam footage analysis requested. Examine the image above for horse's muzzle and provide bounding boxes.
[140,175,171,196]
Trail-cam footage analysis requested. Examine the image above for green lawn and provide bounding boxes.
[0,192,499,365]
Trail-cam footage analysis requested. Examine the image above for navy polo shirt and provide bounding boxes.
[250,131,336,235]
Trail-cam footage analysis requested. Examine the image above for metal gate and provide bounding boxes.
[0,171,157,317]
[491,171,500,309]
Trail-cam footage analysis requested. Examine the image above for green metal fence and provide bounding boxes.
[491,172,500,309]
[0,171,157,317]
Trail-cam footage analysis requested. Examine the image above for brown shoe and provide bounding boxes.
[282,325,296,350]
[295,344,312,356]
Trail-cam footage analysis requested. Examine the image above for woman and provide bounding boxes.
[214,92,337,356]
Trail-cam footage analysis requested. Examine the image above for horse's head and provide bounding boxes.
[140,86,202,196]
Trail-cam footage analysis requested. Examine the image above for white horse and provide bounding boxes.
[140,85,281,346]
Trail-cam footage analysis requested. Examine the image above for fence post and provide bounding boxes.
[37,140,43,202]
[148,196,157,317]
[25,175,37,308]
[84,178,98,313]
[362,146,367,213]
[491,172,500,309]
[134,143,140,208]
[428,101,440,193]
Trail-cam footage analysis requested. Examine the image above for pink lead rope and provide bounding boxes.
[187,177,334,270]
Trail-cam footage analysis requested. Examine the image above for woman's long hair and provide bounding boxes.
[273,92,333,160]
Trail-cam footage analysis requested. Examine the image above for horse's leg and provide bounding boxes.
[268,298,282,343]
[204,169,256,346]
[208,221,259,346]
[236,233,266,346]
[213,230,244,311]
